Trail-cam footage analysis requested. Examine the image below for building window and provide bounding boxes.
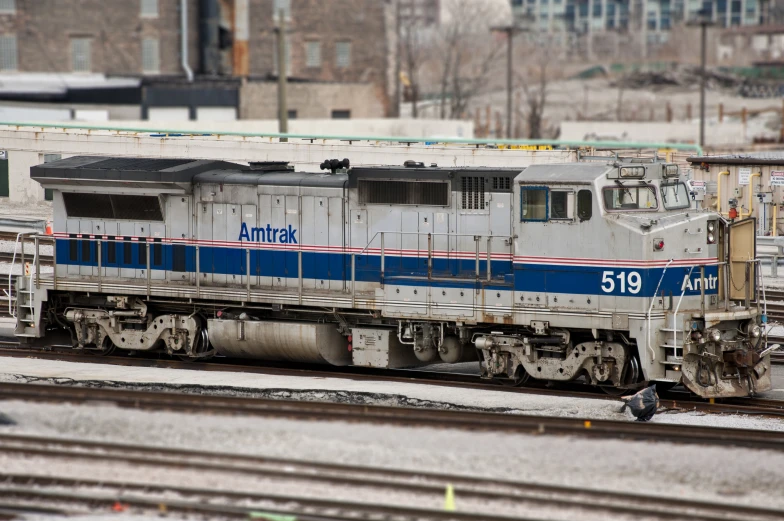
[273,35,291,76]
[0,152,7,198]
[0,0,15,14]
[287,109,297,119]
[336,41,351,68]
[273,0,291,19]
[142,38,160,73]
[0,34,16,71]
[331,110,351,119]
[71,38,92,72]
[305,41,321,68]
[140,0,158,18]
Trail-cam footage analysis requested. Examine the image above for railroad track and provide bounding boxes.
[4,381,784,449]
[1,432,782,521]
[0,251,52,265]
[2,345,784,417]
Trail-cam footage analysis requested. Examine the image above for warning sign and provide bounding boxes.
[691,180,706,191]
[739,167,751,185]
[771,171,784,187]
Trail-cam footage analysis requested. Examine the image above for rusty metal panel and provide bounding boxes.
[351,328,422,368]
[728,217,756,301]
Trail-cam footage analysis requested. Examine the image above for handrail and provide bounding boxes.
[357,230,515,256]
[0,121,705,156]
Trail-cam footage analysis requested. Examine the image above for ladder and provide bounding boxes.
[659,314,685,367]
[9,233,38,336]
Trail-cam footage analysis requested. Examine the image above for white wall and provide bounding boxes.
[560,121,748,147]
[0,123,576,204]
[40,118,475,140]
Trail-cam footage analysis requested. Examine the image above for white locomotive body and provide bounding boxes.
[16,155,769,398]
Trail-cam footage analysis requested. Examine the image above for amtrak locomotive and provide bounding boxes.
[14,155,770,398]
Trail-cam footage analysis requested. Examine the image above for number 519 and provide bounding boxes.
[601,271,642,294]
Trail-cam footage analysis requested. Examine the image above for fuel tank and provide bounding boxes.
[207,319,351,365]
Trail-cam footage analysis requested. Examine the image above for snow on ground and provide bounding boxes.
[0,201,52,221]
[1,355,783,433]
[0,261,53,276]
[3,397,784,513]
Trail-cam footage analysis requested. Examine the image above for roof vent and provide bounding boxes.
[248,161,293,172]
[320,158,350,174]
[404,160,425,168]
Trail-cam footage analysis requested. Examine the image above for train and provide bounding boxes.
[11,154,771,398]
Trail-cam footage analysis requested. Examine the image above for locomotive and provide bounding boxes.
[14,155,770,398]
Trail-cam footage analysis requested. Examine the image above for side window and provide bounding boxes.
[577,189,593,221]
[550,191,574,220]
[520,187,548,221]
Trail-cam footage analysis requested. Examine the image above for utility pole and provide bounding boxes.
[688,8,714,149]
[490,25,521,139]
[276,8,288,141]
[506,30,513,139]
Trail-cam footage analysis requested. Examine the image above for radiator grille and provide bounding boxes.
[492,176,511,191]
[358,180,448,206]
[63,193,164,221]
[461,177,485,210]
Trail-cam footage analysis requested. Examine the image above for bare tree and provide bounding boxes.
[516,41,556,139]
[400,22,429,118]
[413,0,506,120]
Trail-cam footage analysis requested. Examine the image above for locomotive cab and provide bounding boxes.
[474,159,769,398]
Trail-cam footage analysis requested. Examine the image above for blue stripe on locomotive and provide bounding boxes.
[55,239,718,298]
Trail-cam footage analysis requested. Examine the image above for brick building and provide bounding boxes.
[0,0,396,117]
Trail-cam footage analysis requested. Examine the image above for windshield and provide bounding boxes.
[603,185,658,211]
[661,182,690,210]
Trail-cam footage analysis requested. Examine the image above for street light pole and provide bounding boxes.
[688,8,714,149]
[491,24,524,139]
[699,21,707,148]
[506,30,514,139]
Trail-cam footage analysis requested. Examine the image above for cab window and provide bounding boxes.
[603,186,658,211]
[520,187,548,221]
[577,189,592,221]
[550,191,574,220]
[661,182,690,210]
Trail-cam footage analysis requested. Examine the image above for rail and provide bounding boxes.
[0,121,705,155]
[757,236,784,277]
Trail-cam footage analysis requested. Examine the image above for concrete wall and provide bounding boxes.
[5,150,48,204]
[0,124,576,204]
[560,121,749,147]
[29,118,476,139]
[240,82,384,120]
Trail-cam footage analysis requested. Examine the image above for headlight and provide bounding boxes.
[707,221,715,232]
[750,325,761,338]
[709,329,722,342]
[707,233,715,244]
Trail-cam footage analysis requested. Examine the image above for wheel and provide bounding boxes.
[176,328,213,362]
[97,335,117,356]
[600,354,641,396]
[498,366,532,387]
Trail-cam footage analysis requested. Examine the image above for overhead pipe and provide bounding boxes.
[742,171,761,218]
[714,170,729,216]
[180,0,194,81]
